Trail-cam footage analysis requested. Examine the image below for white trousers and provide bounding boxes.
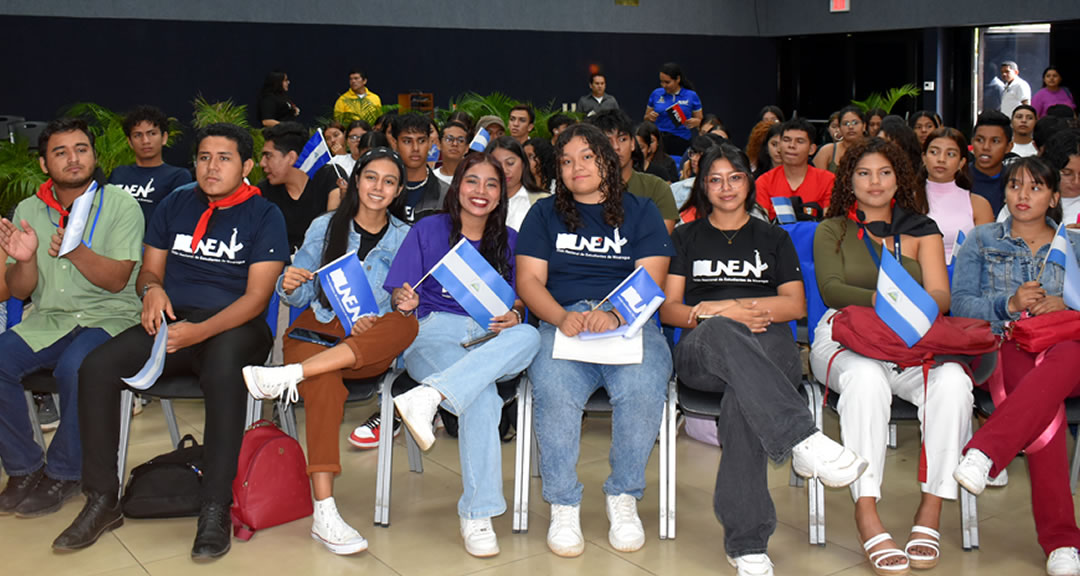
[809,310,973,501]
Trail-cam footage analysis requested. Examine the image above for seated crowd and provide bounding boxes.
[2,62,1080,576]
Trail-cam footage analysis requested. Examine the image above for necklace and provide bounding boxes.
[405,172,429,191]
[720,228,741,245]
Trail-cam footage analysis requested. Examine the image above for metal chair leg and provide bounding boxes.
[24,390,46,452]
[513,376,529,533]
[665,377,677,539]
[374,371,396,527]
[1071,429,1080,494]
[888,422,898,449]
[159,398,181,447]
[404,426,424,473]
[659,382,669,541]
[117,390,134,499]
[810,382,827,546]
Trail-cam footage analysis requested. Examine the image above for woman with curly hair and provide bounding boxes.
[524,137,557,192]
[386,152,541,557]
[746,119,775,174]
[809,138,972,574]
[516,123,674,558]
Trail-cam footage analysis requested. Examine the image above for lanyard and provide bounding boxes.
[47,185,104,250]
[861,227,901,268]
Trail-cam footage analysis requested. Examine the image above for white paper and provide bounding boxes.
[58,182,97,257]
[122,313,168,390]
[552,327,643,365]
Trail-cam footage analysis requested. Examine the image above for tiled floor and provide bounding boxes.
[0,396,1071,576]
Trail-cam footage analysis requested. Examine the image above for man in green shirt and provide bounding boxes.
[587,110,678,233]
[0,118,143,518]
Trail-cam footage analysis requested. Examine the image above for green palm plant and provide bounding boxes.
[0,136,46,218]
[192,94,265,183]
[437,92,582,141]
[851,83,922,114]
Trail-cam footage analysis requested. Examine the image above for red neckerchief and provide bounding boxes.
[190,183,261,252]
[36,179,70,228]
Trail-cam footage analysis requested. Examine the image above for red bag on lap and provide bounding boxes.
[831,306,998,367]
[1004,309,1080,353]
[230,420,312,541]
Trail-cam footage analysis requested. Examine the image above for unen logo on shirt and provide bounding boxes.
[555,229,629,260]
[172,228,246,262]
[692,250,769,281]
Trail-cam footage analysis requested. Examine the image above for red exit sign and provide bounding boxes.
[831,0,850,12]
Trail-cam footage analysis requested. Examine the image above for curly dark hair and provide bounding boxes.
[552,123,625,232]
[826,137,926,220]
[442,153,513,281]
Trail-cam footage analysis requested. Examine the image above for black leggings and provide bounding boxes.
[79,310,272,504]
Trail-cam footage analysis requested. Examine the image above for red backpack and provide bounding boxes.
[230,420,312,541]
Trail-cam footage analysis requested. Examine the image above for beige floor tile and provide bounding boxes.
[463,543,654,576]
[0,508,139,576]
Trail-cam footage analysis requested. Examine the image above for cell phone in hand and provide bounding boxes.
[288,328,341,347]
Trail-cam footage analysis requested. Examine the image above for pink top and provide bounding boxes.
[926,180,974,262]
[1032,87,1076,117]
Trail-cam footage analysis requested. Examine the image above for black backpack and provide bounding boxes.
[121,434,204,518]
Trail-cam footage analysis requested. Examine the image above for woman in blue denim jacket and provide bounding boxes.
[951,157,1080,576]
[241,148,419,556]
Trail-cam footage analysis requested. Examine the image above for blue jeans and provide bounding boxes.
[0,327,111,480]
[403,312,540,519]
[530,300,672,506]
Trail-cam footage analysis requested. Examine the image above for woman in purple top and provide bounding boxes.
[1032,66,1076,118]
[385,153,540,558]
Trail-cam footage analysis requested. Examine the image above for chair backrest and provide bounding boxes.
[6,297,24,330]
[781,221,826,345]
[13,121,46,146]
[0,115,26,141]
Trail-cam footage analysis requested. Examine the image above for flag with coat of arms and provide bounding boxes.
[1045,222,1080,310]
[875,249,940,348]
[428,237,516,327]
[294,129,333,177]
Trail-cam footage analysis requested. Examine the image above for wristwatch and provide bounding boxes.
[139,283,160,300]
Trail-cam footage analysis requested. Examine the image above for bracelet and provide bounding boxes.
[608,309,623,326]
[510,308,523,324]
[139,283,160,300]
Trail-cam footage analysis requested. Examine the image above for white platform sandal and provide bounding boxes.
[864,532,910,575]
[905,525,940,570]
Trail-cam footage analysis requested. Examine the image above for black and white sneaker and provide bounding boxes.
[36,394,59,432]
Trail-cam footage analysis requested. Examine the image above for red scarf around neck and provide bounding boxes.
[846,199,896,240]
[36,179,71,228]
[190,183,261,251]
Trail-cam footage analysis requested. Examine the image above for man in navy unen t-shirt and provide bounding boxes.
[108,105,192,228]
[57,123,289,560]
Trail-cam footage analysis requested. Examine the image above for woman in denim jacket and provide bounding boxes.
[951,156,1080,576]
[241,148,419,556]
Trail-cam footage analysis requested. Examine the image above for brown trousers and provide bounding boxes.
[283,309,418,475]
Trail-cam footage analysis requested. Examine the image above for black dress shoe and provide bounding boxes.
[15,475,81,518]
[191,501,232,560]
[53,492,124,551]
[0,468,45,515]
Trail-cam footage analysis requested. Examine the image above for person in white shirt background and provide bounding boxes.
[999,60,1032,118]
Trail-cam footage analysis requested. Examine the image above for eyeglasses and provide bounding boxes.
[708,173,749,189]
[842,120,863,127]
[348,135,363,142]
[1062,169,1080,183]
[443,136,467,145]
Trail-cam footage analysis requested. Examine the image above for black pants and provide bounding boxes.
[674,317,816,557]
[79,309,272,504]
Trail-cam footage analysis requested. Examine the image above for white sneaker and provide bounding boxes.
[393,385,442,451]
[547,504,585,557]
[791,431,869,488]
[606,494,645,552]
[1047,547,1080,576]
[242,364,303,404]
[953,449,993,496]
[987,468,1009,487]
[727,553,775,576]
[311,497,368,555]
[460,517,499,557]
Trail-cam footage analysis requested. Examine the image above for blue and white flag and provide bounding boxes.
[122,312,168,390]
[469,127,491,153]
[427,143,441,163]
[604,266,666,338]
[294,128,332,177]
[317,251,379,336]
[950,229,966,266]
[58,181,99,257]
[875,249,939,347]
[1046,223,1080,310]
[429,237,515,327]
[772,196,797,224]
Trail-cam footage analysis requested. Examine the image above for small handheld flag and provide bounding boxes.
[294,129,333,177]
[123,312,169,390]
[950,229,966,266]
[58,181,99,257]
[772,196,797,224]
[875,249,939,347]
[602,266,666,338]
[1044,223,1080,310]
[317,251,379,336]
[428,237,516,327]
[469,127,491,153]
[427,143,441,163]
[666,105,688,127]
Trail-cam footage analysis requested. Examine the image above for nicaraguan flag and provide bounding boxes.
[122,312,169,390]
[294,128,332,177]
[1046,223,1080,310]
[875,249,939,347]
[429,237,515,327]
[427,143,441,163]
[317,251,379,336]
[604,266,666,338]
[773,196,797,224]
[469,127,491,153]
[950,229,966,265]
